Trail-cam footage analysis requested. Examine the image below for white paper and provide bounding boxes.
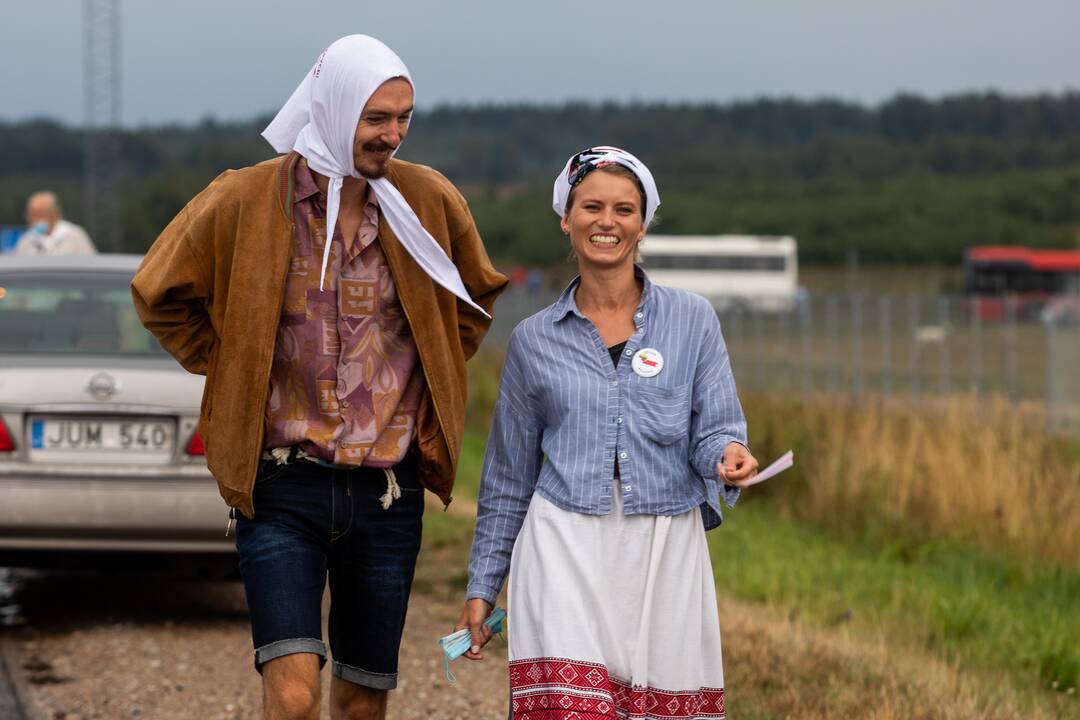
[724,449,794,487]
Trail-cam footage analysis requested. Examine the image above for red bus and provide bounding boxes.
[964,246,1080,320]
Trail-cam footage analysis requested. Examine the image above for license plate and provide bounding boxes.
[30,417,175,454]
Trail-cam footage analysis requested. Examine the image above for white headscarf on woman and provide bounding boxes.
[552,145,660,227]
[262,34,487,316]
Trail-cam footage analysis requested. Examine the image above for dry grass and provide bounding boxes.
[746,392,1080,568]
[720,597,1073,720]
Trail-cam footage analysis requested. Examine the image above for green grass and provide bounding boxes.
[414,508,473,598]
[709,500,1080,696]
[453,427,488,502]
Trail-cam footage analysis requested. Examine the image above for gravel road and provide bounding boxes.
[0,570,509,720]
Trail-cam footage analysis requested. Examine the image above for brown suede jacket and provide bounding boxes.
[132,153,507,518]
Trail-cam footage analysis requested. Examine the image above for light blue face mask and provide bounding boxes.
[29,222,49,235]
[437,607,507,683]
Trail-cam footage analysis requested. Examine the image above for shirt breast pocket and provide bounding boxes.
[631,382,692,446]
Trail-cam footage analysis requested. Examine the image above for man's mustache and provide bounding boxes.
[363,141,396,153]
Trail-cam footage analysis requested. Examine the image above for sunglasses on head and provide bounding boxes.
[567,149,626,187]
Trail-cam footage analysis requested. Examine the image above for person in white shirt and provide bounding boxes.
[14,192,97,256]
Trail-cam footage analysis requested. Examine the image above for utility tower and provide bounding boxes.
[83,0,122,251]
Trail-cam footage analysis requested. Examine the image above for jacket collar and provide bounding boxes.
[278,151,382,220]
[292,157,321,203]
[276,152,303,221]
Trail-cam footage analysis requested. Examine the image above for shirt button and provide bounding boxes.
[634,312,644,320]
[616,417,624,424]
[624,348,632,356]
[619,451,628,460]
[340,400,350,408]
[610,380,618,387]
[623,484,632,492]
[336,379,347,394]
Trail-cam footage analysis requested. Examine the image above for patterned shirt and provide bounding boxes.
[264,157,423,467]
[466,267,747,605]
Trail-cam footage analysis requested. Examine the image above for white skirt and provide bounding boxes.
[508,490,726,719]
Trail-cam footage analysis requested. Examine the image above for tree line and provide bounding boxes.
[2,91,1079,265]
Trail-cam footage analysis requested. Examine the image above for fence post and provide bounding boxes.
[970,298,983,401]
[826,294,840,396]
[1006,295,1018,402]
[880,295,892,399]
[779,305,792,394]
[908,294,921,406]
[852,293,864,401]
[800,297,813,398]
[730,306,745,384]
[939,296,951,397]
[1046,314,1057,433]
[752,307,765,391]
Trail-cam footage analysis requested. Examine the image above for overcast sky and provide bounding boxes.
[3,0,1079,127]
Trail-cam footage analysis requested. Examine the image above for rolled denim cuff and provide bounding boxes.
[253,638,326,672]
[332,660,397,690]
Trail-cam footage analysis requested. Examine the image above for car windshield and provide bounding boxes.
[0,273,169,357]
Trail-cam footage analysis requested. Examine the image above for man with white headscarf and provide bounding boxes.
[132,35,506,719]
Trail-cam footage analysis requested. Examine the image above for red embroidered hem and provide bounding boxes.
[510,658,725,719]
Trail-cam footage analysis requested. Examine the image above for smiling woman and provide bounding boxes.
[457,146,760,720]
[562,162,649,264]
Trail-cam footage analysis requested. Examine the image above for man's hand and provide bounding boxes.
[454,598,494,661]
[718,442,759,487]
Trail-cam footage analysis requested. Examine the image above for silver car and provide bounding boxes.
[0,254,234,569]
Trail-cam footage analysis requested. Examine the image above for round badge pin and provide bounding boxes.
[632,348,664,378]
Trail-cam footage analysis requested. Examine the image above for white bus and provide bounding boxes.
[639,235,800,312]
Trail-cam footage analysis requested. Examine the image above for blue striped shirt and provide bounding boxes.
[466,267,747,604]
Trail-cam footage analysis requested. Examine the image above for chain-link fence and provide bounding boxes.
[1046,316,1080,436]
[488,287,1080,437]
[731,293,1080,435]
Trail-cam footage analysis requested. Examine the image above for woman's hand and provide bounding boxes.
[454,598,495,661]
[718,442,759,487]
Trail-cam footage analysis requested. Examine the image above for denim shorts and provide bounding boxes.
[234,451,424,690]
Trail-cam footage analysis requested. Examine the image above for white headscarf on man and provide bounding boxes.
[262,35,487,317]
